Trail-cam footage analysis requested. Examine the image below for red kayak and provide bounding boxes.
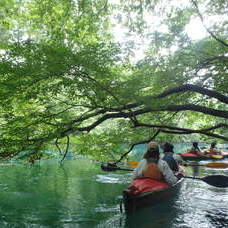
[122,177,183,213]
[179,152,228,161]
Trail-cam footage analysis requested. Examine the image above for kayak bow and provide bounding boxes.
[122,177,183,213]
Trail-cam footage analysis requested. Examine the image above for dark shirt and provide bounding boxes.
[162,152,179,172]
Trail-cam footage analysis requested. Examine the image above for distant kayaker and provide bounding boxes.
[205,142,221,155]
[188,142,205,156]
[132,141,180,185]
[162,142,185,176]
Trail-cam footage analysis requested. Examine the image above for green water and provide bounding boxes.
[0,159,228,227]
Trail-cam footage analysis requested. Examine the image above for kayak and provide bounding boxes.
[179,152,228,161]
[122,177,183,213]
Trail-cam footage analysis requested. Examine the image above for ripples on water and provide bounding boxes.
[0,159,227,227]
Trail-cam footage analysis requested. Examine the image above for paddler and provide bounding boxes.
[161,142,186,176]
[132,141,181,185]
[205,142,222,155]
[187,142,209,157]
[188,142,203,155]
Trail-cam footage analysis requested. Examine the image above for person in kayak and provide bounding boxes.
[205,142,221,155]
[161,142,185,177]
[132,141,180,185]
[188,142,205,156]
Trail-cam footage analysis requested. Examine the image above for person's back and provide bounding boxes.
[189,142,204,156]
[162,142,180,172]
[163,151,179,172]
[132,141,179,185]
[133,142,162,181]
[142,158,163,180]
[161,142,186,179]
[207,142,221,155]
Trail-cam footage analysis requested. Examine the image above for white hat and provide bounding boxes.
[147,141,158,150]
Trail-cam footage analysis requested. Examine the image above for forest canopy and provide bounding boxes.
[0,0,227,161]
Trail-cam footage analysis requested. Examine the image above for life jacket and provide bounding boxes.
[207,148,219,155]
[189,147,198,154]
[163,152,179,172]
[142,162,163,180]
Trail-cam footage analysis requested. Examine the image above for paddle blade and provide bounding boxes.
[211,155,223,159]
[202,175,228,188]
[101,163,118,171]
[101,163,133,172]
[206,162,228,169]
[188,162,228,169]
[128,161,139,167]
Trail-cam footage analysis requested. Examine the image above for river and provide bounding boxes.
[0,159,227,227]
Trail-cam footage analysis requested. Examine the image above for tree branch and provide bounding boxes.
[159,129,228,141]
[132,121,228,141]
[61,104,228,136]
[156,84,228,104]
[113,130,161,164]
[191,0,228,48]
[60,135,70,163]
[133,122,228,133]
[55,137,62,155]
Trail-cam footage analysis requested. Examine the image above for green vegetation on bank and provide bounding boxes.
[0,0,227,161]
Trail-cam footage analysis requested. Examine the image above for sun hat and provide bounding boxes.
[147,141,158,150]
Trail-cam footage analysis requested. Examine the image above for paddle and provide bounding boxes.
[128,161,139,167]
[188,162,228,169]
[184,175,228,188]
[101,163,133,172]
[128,160,228,169]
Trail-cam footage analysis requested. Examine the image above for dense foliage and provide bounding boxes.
[0,0,227,161]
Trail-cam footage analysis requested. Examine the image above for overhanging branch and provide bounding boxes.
[133,121,228,141]
[61,104,228,136]
[156,84,228,104]
[191,0,228,48]
[159,129,228,141]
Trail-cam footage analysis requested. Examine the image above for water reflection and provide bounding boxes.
[0,159,227,227]
[125,199,180,228]
[206,209,228,228]
[191,164,200,176]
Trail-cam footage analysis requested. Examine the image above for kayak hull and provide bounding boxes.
[179,152,228,161]
[123,178,183,213]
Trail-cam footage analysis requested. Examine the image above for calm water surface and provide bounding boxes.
[0,159,227,227]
